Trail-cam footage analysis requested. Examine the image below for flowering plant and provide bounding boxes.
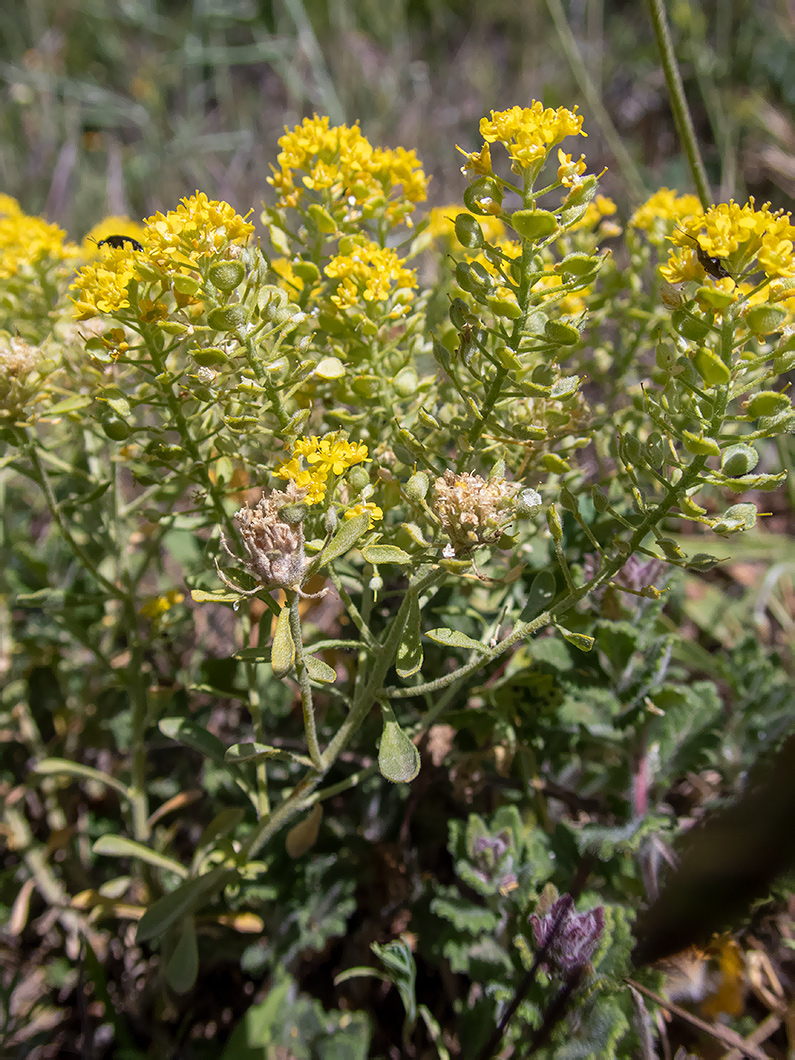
[3,103,793,1057]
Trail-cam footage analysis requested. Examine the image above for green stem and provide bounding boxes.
[647,0,712,209]
[287,590,324,770]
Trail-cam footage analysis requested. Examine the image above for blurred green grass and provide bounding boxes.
[1,0,794,238]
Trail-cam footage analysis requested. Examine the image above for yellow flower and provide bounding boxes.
[479,103,586,170]
[345,501,383,527]
[145,192,254,273]
[661,199,795,285]
[557,149,587,187]
[70,245,140,320]
[456,142,493,176]
[629,188,704,248]
[324,241,416,313]
[275,433,369,504]
[0,198,79,279]
[268,115,428,228]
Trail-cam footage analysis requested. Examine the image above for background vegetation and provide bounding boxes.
[1,1,794,1059]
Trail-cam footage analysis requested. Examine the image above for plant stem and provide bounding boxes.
[647,0,712,209]
[287,589,324,770]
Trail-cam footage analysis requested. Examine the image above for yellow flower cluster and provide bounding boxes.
[71,244,141,320]
[268,115,428,227]
[145,191,254,269]
[275,434,369,505]
[661,199,795,284]
[324,241,416,314]
[70,193,254,319]
[0,194,79,279]
[629,188,703,240]
[479,103,586,169]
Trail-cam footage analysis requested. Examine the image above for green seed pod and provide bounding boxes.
[448,298,475,330]
[744,303,788,336]
[172,275,201,296]
[102,417,131,441]
[509,209,558,241]
[712,502,757,536]
[774,349,795,374]
[532,364,556,386]
[557,253,598,278]
[207,304,246,332]
[672,309,711,342]
[307,203,337,233]
[347,465,370,492]
[544,320,580,345]
[541,453,571,473]
[379,715,420,783]
[721,443,759,477]
[559,486,578,514]
[487,294,522,319]
[620,433,643,466]
[655,340,677,372]
[190,346,229,367]
[393,367,418,397]
[692,347,731,386]
[546,505,563,542]
[646,432,665,468]
[463,176,503,216]
[745,390,791,418]
[516,487,543,515]
[404,471,430,501]
[694,286,736,310]
[292,259,320,283]
[591,484,609,513]
[455,260,494,297]
[454,213,484,249]
[682,430,720,456]
[209,260,245,293]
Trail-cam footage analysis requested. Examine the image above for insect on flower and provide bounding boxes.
[96,234,144,252]
[675,225,731,280]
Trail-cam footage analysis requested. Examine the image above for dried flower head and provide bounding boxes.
[219,482,311,595]
[0,335,48,419]
[433,470,519,554]
[530,894,605,975]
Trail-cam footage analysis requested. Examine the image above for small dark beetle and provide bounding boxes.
[676,226,731,280]
[96,234,144,252]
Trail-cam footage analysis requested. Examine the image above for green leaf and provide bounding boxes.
[32,758,130,799]
[190,588,245,604]
[158,717,229,769]
[304,655,337,683]
[520,569,557,620]
[164,916,198,994]
[319,511,370,565]
[48,394,93,415]
[396,593,422,679]
[93,835,189,878]
[271,606,294,678]
[425,628,488,654]
[378,713,420,783]
[360,544,412,565]
[136,865,233,943]
[96,385,131,419]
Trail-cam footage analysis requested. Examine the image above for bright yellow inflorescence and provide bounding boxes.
[275,434,370,505]
[268,115,428,228]
[661,199,795,285]
[324,241,416,314]
[0,194,79,279]
[478,103,586,169]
